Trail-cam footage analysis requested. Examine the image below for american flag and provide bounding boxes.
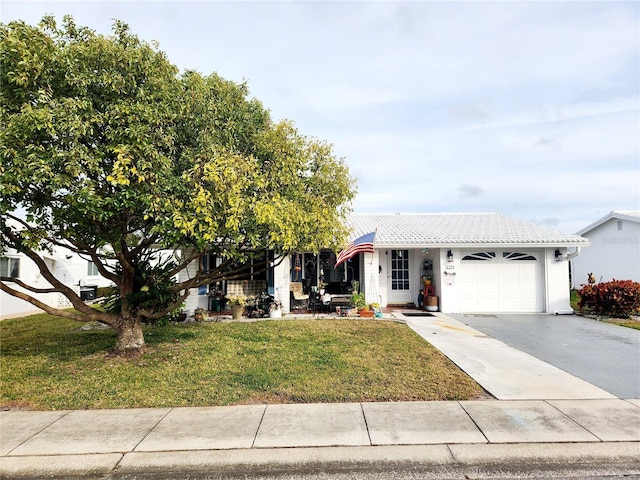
[335,231,376,267]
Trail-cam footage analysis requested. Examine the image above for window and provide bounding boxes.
[87,261,99,276]
[617,220,623,231]
[0,257,20,278]
[462,252,496,261]
[503,252,537,261]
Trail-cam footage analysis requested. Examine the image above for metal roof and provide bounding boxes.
[348,213,589,248]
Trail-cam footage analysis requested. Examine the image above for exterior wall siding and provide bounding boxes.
[1,247,114,320]
[572,219,640,287]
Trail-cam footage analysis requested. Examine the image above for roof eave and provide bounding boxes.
[375,240,590,249]
[576,211,640,236]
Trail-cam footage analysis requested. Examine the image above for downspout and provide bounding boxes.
[567,246,582,291]
[566,246,581,261]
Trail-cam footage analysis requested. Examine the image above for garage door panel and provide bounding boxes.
[460,250,544,313]
[501,282,522,295]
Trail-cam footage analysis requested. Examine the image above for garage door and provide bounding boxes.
[459,251,544,313]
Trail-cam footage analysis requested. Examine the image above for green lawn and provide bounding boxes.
[0,313,484,410]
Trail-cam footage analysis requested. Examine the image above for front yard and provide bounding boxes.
[1,314,484,410]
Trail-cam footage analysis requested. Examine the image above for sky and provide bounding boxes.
[1,1,638,234]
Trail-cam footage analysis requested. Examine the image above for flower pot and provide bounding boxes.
[359,309,375,318]
[269,308,282,319]
[426,295,438,312]
[230,305,244,320]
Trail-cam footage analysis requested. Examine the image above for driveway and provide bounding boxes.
[449,313,640,399]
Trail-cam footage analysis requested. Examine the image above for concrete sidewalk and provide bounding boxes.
[2,399,639,478]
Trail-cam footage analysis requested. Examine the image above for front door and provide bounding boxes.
[388,249,412,303]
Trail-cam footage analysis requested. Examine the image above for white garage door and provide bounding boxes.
[459,251,544,313]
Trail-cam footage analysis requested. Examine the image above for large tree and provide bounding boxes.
[0,16,355,354]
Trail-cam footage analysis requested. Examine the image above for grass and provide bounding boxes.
[0,313,484,410]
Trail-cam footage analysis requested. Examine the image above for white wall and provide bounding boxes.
[365,246,572,314]
[1,248,52,318]
[362,251,381,305]
[545,248,573,314]
[273,254,291,312]
[438,248,459,313]
[1,246,114,320]
[572,218,640,288]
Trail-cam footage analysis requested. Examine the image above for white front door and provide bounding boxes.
[388,249,412,303]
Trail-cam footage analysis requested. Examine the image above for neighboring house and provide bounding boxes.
[571,210,640,288]
[0,245,114,320]
[1,217,109,319]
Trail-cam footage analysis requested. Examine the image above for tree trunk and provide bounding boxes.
[114,318,145,355]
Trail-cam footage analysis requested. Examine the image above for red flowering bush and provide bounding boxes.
[577,280,640,318]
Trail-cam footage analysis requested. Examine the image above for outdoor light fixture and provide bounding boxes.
[447,250,454,262]
[555,249,562,262]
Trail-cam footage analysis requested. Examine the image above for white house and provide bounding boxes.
[571,210,640,288]
[0,245,114,320]
[190,212,588,315]
[180,212,592,316]
[340,213,589,314]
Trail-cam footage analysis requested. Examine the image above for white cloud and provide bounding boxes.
[1,0,638,234]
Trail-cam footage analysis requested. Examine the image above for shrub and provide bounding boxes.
[350,292,367,309]
[577,280,640,318]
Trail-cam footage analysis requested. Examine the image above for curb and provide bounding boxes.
[2,442,639,479]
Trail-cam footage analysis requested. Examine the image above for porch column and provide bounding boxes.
[273,255,291,312]
[362,250,381,306]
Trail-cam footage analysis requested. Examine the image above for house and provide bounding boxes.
[246,213,588,315]
[0,246,114,320]
[5,211,588,318]
[571,210,640,288]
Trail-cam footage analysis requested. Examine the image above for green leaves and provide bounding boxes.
[1,16,356,348]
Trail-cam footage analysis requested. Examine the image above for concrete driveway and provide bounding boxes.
[449,313,640,399]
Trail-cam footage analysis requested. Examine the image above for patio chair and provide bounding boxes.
[290,281,309,310]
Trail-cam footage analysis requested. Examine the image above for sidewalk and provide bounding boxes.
[2,312,639,478]
[2,399,639,478]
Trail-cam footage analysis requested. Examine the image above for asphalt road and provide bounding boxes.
[450,313,640,399]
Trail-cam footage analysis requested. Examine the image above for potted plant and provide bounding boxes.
[227,295,246,320]
[360,307,375,317]
[369,302,382,318]
[350,292,372,316]
[269,299,283,318]
[193,307,206,322]
[168,303,187,322]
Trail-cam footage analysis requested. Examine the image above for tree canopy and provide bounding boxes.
[0,16,356,353]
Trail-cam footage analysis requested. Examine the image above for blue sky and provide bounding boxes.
[2,1,638,234]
